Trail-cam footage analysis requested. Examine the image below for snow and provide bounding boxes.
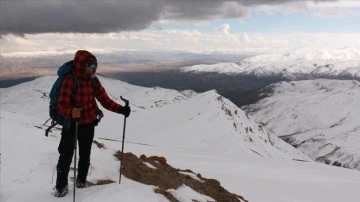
[1,76,360,202]
[181,47,360,78]
[244,79,360,170]
[168,185,214,202]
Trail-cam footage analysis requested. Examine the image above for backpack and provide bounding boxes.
[45,60,104,137]
[45,60,78,136]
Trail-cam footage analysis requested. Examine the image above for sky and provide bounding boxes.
[0,0,360,55]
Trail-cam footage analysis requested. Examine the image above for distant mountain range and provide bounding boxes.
[181,47,360,79]
[0,50,250,80]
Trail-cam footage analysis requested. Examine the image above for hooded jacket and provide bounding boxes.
[57,50,122,125]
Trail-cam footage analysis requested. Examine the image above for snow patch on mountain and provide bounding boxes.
[243,79,360,170]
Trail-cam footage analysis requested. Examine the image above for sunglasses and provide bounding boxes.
[85,63,98,70]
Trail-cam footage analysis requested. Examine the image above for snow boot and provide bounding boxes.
[76,178,87,188]
[55,167,69,197]
[54,184,68,197]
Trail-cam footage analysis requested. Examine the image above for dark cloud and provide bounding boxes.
[0,0,164,35]
[0,0,338,35]
[163,1,229,20]
[162,0,338,20]
[240,0,336,6]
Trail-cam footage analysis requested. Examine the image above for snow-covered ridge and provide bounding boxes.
[0,75,196,120]
[243,79,360,170]
[128,89,310,160]
[0,75,308,160]
[181,47,360,79]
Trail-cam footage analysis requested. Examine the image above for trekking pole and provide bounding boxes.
[119,96,129,184]
[73,119,79,202]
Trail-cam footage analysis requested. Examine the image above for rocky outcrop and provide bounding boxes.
[114,151,248,202]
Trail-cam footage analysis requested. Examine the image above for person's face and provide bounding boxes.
[84,63,97,78]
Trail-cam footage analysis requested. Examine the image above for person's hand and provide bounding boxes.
[72,108,82,119]
[119,105,131,118]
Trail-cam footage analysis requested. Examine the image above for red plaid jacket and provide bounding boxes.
[57,50,122,125]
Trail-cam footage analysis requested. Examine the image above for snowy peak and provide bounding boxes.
[123,88,309,160]
[182,63,244,75]
[201,91,310,160]
[181,47,360,79]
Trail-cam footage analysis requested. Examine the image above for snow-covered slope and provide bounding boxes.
[0,75,308,160]
[181,47,360,79]
[1,111,226,202]
[2,111,360,202]
[2,76,360,202]
[243,79,360,170]
[119,89,308,159]
[0,76,193,121]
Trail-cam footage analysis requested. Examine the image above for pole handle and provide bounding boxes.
[120,96,129,107]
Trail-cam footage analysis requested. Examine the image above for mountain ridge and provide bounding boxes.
[181,47,360,79]
[242,79,360,170]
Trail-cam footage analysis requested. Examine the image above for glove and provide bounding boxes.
[119,105,131,118]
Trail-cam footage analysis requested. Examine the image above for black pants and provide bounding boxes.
[56,123,95,188]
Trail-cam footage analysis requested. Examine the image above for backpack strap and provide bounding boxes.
[70,70,79,102]
[45,121,57,137]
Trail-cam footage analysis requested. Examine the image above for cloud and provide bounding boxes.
[2,30,359,56]
[0,0,164,35]
[308,1,360,17]
[0,0,341,35]
[215,24,231,35]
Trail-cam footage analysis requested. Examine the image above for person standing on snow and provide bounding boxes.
[54,50,130,197]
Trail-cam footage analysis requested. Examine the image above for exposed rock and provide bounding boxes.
[114,151,248,202]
